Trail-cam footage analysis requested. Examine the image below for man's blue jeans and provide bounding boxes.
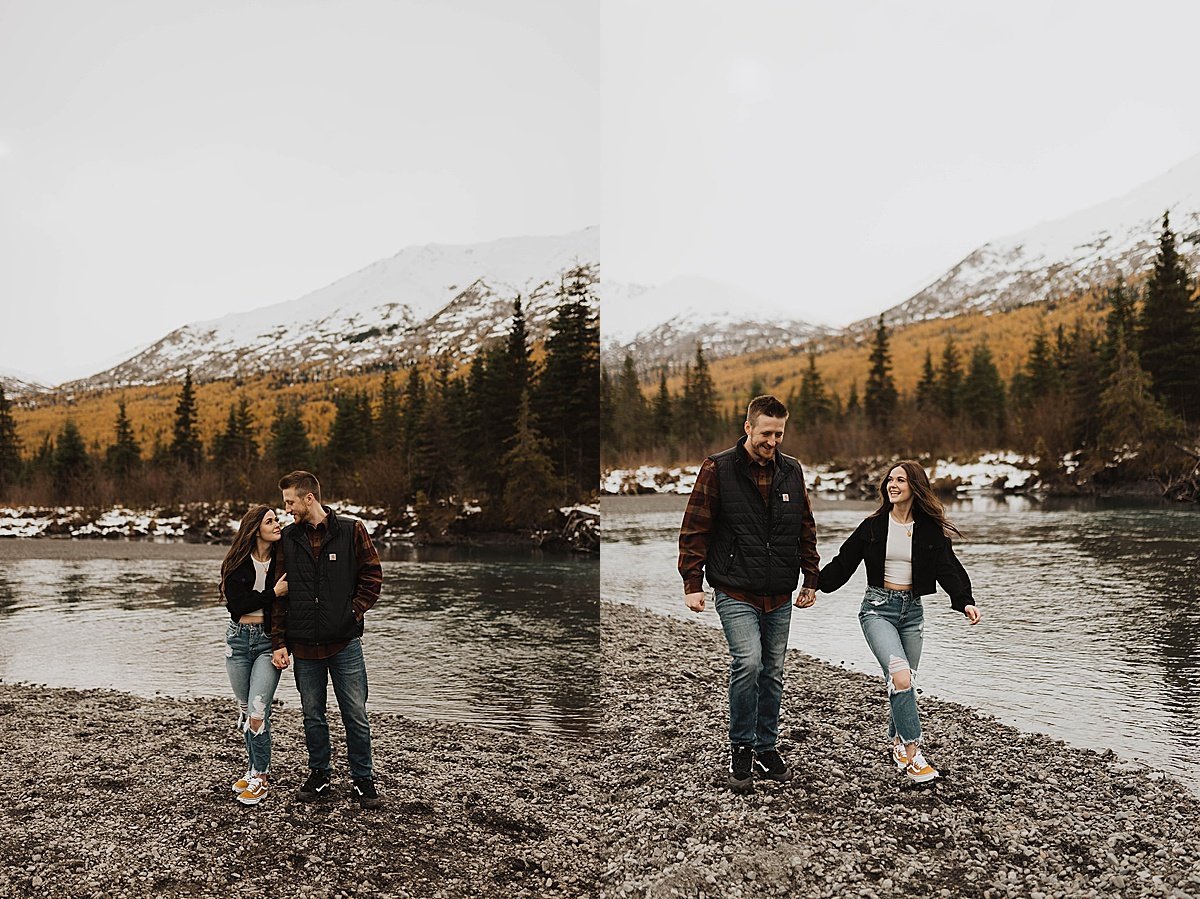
[714,591,792,751]
[292,637,374,779]
[224,622,281,774]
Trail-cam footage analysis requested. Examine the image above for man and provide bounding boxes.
[271,470,384,808]
[678,395,819,792]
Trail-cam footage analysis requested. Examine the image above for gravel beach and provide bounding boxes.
[7,602,1200,899]
[599,602,1200,899]
[0,684,600,899]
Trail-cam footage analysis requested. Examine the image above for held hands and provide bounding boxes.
[271,648,291,670]
[963,605,982,625]
[794,587,817,609]
[684,591,707,613]
[273,574,288,597]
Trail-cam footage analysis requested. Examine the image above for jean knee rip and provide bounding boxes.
[886,656,914,694]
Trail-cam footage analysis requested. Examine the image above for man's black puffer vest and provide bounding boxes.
[705,436,811,596]
[281,507,361,646]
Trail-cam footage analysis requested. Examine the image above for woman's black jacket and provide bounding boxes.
[817,511,974,611]
[223,554,277,631]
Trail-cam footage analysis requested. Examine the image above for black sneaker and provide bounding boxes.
[351,777,382,809]
[753,748,793,782]
[297,769,331,802]
[728,745,754,793]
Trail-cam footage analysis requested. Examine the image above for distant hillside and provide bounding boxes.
[600,276,831,373]
[611,150,1200,373]
[856,152,1200,332]
[11,372,376,459]
[664,289,1108,412]
[63,229,597,392]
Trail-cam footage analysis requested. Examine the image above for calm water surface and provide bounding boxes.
[602,494,1200,790]
[0,541,598,739]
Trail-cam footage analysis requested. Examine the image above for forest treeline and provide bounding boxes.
[602,214,1200,499]
[0,266,600,528]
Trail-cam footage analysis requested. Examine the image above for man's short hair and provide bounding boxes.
[746,395,788,425]
[278,470,322,503]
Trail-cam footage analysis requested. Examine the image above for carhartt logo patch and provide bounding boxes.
[782,494,790,502]
[328,553,337,561]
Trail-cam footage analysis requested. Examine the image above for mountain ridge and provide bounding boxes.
[60,228,599,394]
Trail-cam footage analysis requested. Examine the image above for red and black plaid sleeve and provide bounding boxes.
[351,519,383,619]
[678,458,719,595]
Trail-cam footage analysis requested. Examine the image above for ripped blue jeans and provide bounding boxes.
[858,586,924,745]
[225,621,281,774]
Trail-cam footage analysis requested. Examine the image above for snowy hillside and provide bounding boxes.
[601,276,832,371]
[0,368,49,399]
[610,151,1200,368]
[66,229,598,390]
[863,151,1200,329]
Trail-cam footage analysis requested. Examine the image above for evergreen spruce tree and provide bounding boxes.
[52,419,91,494]
[533,265,600,499]
[170,369,202,466]
[748,373,766,403]
[960,343,1006,431]
[504,296,534,409]
[915,349,937,411]
[471,343,512,497]
[684,345,719,445]
[1024,323,1061,400]
[845,381,861,417]
[797,354,831,422]
[935,337,964,419]
[269,401,312,472]
[599,365,616,457]
[501,392,560,527]
[1098,332,1178,472]
[212,397,258,471]
[377,372,402,451]
[1065,319,1102,448]
[106,400,141,479]
[863,315,898,428]
[651,371,672,449]
[402,366,427,450]
[1100,276,1138,381]
[329,389,374,472]
[613,354,647,453]
[1138,212,1200,421]
[0,383,21,490]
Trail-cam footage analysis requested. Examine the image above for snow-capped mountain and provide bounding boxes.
[0,368,50,400]
[67,229,598,390]
[862,151,1200,330]
[601,276,832,371]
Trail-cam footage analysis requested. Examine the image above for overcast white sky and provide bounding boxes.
[7,2,1200,384]
[0,0,598,384]
[601,0,1200,327]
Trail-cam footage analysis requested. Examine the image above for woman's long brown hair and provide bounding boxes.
[868,460,962,539]
[219,504,275,598]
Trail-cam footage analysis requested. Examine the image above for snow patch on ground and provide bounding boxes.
[602,453,1040,496]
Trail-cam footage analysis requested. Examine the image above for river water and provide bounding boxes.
[0,541,599,739]
[601,494,1200,790]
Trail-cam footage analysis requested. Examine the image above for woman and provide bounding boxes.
[220,504,288,806]
[818,460,981,783]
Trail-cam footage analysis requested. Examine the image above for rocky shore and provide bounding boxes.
[8,604,1200,899]
[0,684,599,899]
[598,602,1200,899]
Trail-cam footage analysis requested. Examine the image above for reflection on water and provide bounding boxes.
[601,494,1200,789]
[0,543,598,739]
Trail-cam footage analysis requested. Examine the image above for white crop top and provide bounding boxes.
[884,515,913,586]
[251,556,269,593]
